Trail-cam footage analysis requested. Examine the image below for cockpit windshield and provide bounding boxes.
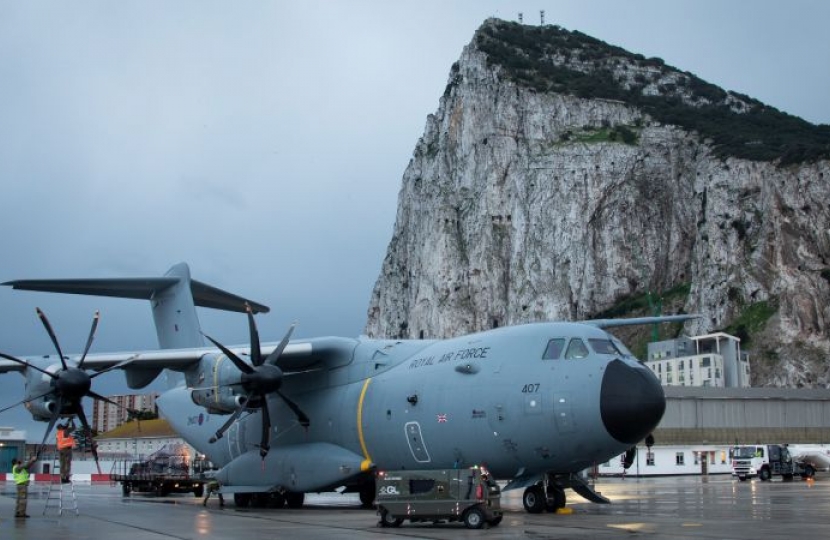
[588,338,622,355]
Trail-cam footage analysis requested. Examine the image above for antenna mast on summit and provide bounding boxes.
[518,12,523,23]
[540,10,545,25]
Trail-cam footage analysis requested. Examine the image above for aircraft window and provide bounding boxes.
[588,339,622,355]
[564,338,589,359]
[542,338,566,359]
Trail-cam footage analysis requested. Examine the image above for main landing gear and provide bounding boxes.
[522,480,566,513]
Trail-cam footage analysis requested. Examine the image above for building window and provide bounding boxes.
[676,452,685,466]
[646,452,655,466]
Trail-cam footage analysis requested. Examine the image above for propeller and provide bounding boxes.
[202,305,308,458]
[0,308,136,466]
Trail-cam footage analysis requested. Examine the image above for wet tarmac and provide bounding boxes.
[1,475,828,539]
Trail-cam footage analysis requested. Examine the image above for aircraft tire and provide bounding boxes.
[523,485,546,514]
[379,508,403,527]
[234,493,252,508]
[269,491,286,508]
[463,506,485,529]
[285,491,305,509]
[545,485,566,512]
[359,481,376,508]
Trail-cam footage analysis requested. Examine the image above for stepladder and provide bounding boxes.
[43,458,79,517]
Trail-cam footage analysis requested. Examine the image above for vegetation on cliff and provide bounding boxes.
[475,20,830,166]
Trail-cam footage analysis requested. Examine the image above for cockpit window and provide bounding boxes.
[564,338,589,359]
[588,338,622,355]
[542,338,566,360]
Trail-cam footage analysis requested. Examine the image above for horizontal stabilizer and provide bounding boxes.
[3,277,268,314]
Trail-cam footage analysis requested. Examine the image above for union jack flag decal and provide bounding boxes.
[437,414,448,423]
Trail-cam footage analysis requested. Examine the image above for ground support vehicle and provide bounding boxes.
[110,446,211,497]
[731,444,816,481]
[376,467,502,529]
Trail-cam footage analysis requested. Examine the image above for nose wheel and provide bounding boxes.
[522,481,566,513]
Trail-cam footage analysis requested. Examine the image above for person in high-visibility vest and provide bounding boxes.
[12,456,37,518]
[56,420,77,483]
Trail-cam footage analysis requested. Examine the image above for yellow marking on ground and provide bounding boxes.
[357,378,373,462]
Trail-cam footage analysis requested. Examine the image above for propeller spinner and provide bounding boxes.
[202,305,308,458]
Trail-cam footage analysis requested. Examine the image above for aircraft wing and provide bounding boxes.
[0,336,358,376]
[585,314,701,328]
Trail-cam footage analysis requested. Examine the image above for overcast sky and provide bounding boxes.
[1,1,828,441]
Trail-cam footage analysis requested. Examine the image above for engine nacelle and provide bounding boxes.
[24,397,58,422]
[186,353,248,414]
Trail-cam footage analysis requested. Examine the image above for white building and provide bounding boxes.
[92,393,159,433]
[95,418,194,459]
[645,333,750,388]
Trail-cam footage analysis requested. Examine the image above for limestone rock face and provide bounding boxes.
[365,21,830,387]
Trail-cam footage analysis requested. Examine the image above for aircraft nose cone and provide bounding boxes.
[600,359,665,445]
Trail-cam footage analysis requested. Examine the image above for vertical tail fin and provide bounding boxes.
[151,263,204,349]
[2,262,269,350]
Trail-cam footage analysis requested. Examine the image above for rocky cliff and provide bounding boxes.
[365,19,830,387]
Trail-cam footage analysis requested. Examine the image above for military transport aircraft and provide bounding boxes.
[0,263,691,513]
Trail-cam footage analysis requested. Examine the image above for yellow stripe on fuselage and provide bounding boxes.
[357,378,373,463]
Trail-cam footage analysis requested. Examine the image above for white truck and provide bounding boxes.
[730,444,817,481]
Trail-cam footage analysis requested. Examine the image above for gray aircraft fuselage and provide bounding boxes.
[162,321,664,490]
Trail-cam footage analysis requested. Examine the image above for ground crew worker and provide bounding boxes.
[12,456,37,518]
[56,420,76,483]
[202,478,224,507]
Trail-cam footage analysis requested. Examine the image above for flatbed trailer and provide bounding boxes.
[110,457,208,497]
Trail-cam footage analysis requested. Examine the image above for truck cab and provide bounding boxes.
[376,466,502,529]
[731,444,815,481]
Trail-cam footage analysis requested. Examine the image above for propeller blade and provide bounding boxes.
[0,389,54,415]
[89,357,136,379]
[259,400,271,458]
[203,333,254,375]
[74,403,101,474]
[209,403,247,443]
[247,304,262,367]
[36,307,68,370]
[264,322,297,366]
[276,389,310,427]
[37,397,64,458]
[0,352,57,378]
[86,390,127,410]
[77,311,100,369]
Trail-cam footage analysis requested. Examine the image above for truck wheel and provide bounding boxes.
[380,508,403,527]
[193,485,204,498]
[803,465,816,479]
[463,506,485,529]
[523,485,545,514]
[122,483,131,496]
[759,468,771,481]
